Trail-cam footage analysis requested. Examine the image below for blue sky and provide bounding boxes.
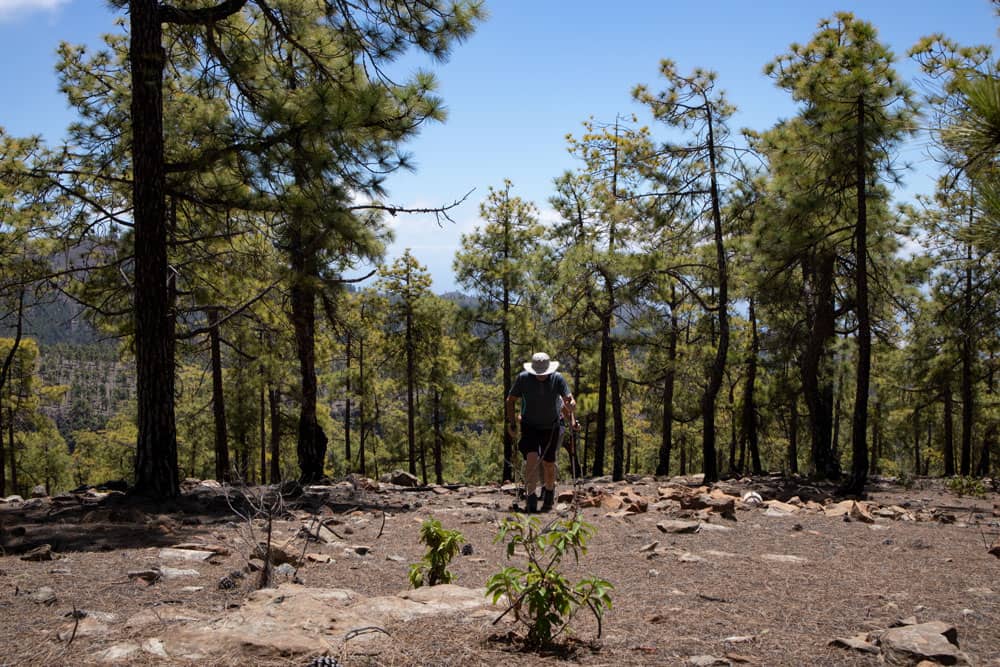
[1,1,998,292]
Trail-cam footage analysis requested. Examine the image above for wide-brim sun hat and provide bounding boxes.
[524,352,559,375]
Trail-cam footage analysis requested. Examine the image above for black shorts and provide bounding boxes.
[518,426,562,463]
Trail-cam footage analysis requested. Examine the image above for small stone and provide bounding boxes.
[656,520,701,534]
[28,586,57,605]
[20,544,54,561]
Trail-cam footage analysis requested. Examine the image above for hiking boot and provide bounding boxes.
[541,488,555,511]
[525,493,538,513]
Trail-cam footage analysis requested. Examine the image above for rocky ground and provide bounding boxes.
[1,473,998,666]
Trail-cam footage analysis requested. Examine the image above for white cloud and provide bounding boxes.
[0,0,69,20]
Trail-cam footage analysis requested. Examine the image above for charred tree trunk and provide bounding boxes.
[741,298,762,474]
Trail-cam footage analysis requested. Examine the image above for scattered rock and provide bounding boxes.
[157,566,201,580]
[57,615,110,641]
[760,554,807,564]
[989,537,1000,559]
[830,633,879,654]
[171,542,231,557]
[462,495,498,507]
[28,586,57,605]
[158,547,216,563]
[850,502,875,524]
[121,583,498,661]
[306,553,333,563]
[824,500,856,518]
[656,520,701,534]
[254,540,304,566]
[380,469,419,487]
[30,485,47,498]
[877,621,970,666]
[20,544,54,561]
[764,500,799,515]
[689,655,728,666]
[0,495,24,504]
[128,570,161,585]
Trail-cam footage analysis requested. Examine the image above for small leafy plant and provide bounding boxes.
[409,518,465,588]
[946,475,986,498]
[486,513,613,647]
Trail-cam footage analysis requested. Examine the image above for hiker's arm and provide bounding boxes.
[505,394,520,439]
[562,393,578,430]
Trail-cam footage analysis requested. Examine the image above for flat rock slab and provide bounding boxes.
[657,520,702,534]
[158,548,216,562]
[878,621,970,666]
[94,583,497,663]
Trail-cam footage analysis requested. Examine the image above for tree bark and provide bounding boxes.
[609,345,624,480]
[960,245,974,476]
[701,103,727,485]
[656,295,679,476]
[800,253,838,479]
[740,298,762,474]
[207,309,230,483]
[344,332,352,471]
[269,386,281,482]
[846,94,871,497]
[788,398,799,475]
[593,316,610,477]
[943,385,955,476]
[130,0,179,498]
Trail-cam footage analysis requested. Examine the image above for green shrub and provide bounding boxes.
[409,518,464,588]
[486,513,613,647]
[946,475,986,498]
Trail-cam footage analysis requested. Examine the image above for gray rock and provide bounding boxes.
[877,621,970,666]
[656,520,701,534]
[380,469,420,487]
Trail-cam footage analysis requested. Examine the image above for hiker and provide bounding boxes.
[506,352,577,512]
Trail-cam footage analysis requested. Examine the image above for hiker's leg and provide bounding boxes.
[542,460,556,491]
[524,451,541,499]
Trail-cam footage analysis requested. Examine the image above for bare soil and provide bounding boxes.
[1,475,998,667]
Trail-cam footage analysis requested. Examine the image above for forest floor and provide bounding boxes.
[1,473,998,667]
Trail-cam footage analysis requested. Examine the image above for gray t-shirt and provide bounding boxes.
[508,371,571,429]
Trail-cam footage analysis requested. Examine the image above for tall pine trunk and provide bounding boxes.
[207,309,230,483]
[290,264,326,482]
[593,316,610,476]
[269,386,281,482]
[701,105,727,484]
[130,0,179,498]
[960,248,974,476]
[846,94,871,497]
[943,385,956,476]
[740,298,762,474]
[656,293,679,476]
[800,253,837,479]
